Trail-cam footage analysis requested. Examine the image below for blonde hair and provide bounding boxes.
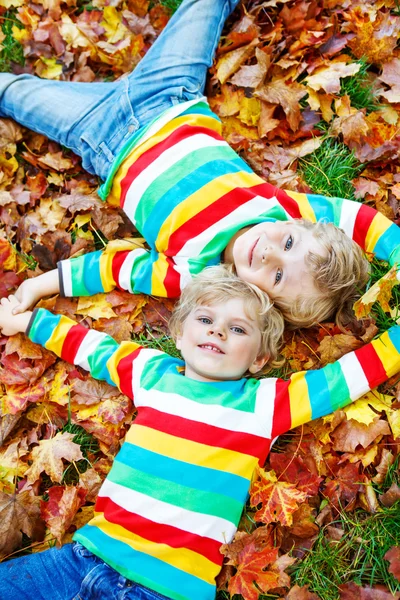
[274,219,370,329]
[169,265,284,376]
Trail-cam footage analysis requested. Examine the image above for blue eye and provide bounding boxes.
[198,317,212,324]
[275,269,282,285]
[231,326,245,334]
[285,235,293,251]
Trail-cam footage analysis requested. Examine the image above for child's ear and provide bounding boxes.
[249,353,270,374]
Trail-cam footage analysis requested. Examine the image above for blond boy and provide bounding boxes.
[1,265,400,600]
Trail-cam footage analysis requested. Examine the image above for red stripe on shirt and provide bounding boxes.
[271,379,292,439]
[95,495,222,565]
[166,185,264,258]
[134,406,268,457]
[355,342,388,389]
[162,256,182,297]
[61,325,88,364]
[119,125,223,208]
[116,347,142,399]
[251,183,303,219]
[353,203,376,249]
[111,251,131,290]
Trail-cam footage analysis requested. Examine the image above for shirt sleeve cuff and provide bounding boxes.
[57,262,65,297]
[25,308,40,338]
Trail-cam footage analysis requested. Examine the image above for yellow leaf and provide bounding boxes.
[238,97,261,126]
[305,61,361,94]
[62,506,94,545]
[387,409,400,439]
[37,198,66,232]
[11,25,29,44]
[344,391,393,425]
[77,294,117,320]
[353,264,399,318]
[0,0,23,7]
[101,6,130,44]
[105,237,146,253]
[35,57,63,80]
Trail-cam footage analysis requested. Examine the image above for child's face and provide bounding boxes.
[176,298,268,383]
[230,221,325,303]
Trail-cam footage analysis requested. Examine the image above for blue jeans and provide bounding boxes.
[0,0,240,180]
[0,542,168,599]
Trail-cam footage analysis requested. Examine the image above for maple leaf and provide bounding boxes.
[0,408,21,446]
[346,9,400,64]
[41,485,86,543]
[288,503,319,539]
[0,490,43,558]
[0,439,28,493]
[0,347,56,386]
[250,467,308,526]
[57,191,102,214]
[255,78,307,131]
[269,454,322,496]
[25,431,83,484]
[76,294,116,320]
[221,526,275,565]
[227,543,283,600]
[353,265,399,318]
[379,59,400,103]
[384,547,400,583]
[344,392,393,427]
[78,467,103,502]
[0,238,16,271]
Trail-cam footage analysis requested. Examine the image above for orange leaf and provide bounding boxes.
[250,467,308,526]
[41,485,86,544]
[227,543,280,600]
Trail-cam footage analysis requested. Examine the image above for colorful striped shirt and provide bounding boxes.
[58,99,400,298]
[27,307,400,600]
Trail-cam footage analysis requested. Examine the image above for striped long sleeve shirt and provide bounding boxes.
[27,307,400,600]
[58,99,400,298]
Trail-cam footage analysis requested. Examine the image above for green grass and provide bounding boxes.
[291,503,400,598]
[61,422,99,485]
[135,330,182,359]
[159,0,183,13]
[0,10,25,73]
[299,137,363,200]
[340,59,379,113]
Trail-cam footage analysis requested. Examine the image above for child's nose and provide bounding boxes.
[207,325,226,339]
[261,245,278,263]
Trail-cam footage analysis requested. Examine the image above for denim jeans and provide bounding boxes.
[0,0,240,180]
[0,542,168,600]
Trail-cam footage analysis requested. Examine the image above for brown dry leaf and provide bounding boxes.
[77,294,116,320]
[318,333,363,366]
[286,585,321,599]
[231,47,270,88]
[384,547,400,583]
[305,61,361,94]
[332,417,390,453]
[0,490,43,558]
[255,78,307,131]
[78,468,103,503]
[380,482,400,508]
[25,431,83,484]
[379,58,400,103]
[347,9,400,64]
[216,39,259,84]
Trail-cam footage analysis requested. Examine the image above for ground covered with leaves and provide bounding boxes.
[1,0,400,598]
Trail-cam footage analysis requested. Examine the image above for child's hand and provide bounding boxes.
[13,269,60,314]
[0,296,32,336]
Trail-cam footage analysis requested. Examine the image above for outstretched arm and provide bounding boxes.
[258,325,400,439]
[24,307,158,399]
[0,296,32,335]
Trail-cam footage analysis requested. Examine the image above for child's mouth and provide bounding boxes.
[249,238,259,267]
[199,344,224,354]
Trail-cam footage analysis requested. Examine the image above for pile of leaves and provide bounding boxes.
[0,0,400,598]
